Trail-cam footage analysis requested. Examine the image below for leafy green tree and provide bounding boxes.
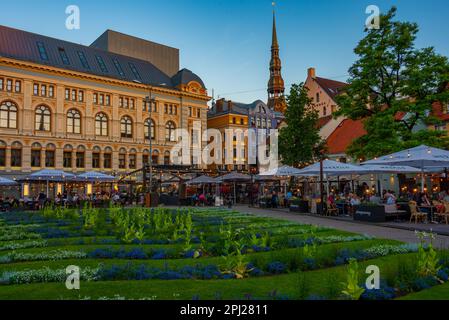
[279,83,325,166]
[335,7,449,159]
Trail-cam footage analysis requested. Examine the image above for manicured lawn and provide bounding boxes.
[398,282,449,300]
[0,207,448,300]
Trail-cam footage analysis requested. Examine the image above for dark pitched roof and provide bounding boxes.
[0,25,204,90]
[315,77,347,100]
[208,100,264,117]
[171,68,205,88]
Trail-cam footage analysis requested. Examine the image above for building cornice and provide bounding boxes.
[0,57,211,102]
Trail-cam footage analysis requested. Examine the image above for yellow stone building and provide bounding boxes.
[0,26,209,179]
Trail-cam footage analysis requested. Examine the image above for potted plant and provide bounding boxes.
[353,202,386,222]
[289,197,309,213]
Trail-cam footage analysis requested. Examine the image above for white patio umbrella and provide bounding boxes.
[186,175,217,194]
[259,165,303,177]
[294,160,364,176]
[26,170,75,197]
[0,177,17,186]
[259,166,303,194]
[76,171,117,183]
[359,165,422,195]
[293,160,365,197]
[363,145,449,191]
[215,172,251,203]
[186,175,217,185]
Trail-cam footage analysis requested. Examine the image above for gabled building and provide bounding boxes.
[304,67,365,162]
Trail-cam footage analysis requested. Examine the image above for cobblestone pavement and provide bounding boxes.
[232,205,449,249]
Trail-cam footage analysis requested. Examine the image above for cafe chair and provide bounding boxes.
[326,201,339,216]
[437,202,449,225]
[409,201,427,224]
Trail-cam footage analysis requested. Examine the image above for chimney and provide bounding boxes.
[308,67,316,79]
[216,98,225,113]
[228,100,233,111]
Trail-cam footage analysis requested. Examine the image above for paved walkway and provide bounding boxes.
[232,205,449,249]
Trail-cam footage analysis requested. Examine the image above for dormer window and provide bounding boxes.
[77,51,90,69]
[129,63,141,81]
[58,47,70,65]
[96,56,108,73]
[113,59,125,77]
[36,42,49,61]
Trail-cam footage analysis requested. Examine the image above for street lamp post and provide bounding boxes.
[145,88,156,207]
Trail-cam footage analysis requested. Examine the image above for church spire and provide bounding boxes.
[272,11,278,49]
[268,7,286,113]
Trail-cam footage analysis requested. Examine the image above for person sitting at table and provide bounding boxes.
[385,190,397,205]
[421,192,432,206]
[442,190,449,203]
[328,192,336,205]
[348,194,361,216]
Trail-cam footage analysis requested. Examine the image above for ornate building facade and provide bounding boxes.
[207,99,277,172]
[0,25,209,179]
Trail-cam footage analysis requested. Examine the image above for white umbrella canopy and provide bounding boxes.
[294,160,364,176]
[362,145,449,169]
[27,169,75,182]
[0,177,17,186]
[76,171,117,183]
[215,172,251,183]
[359,164,422,174]
[259,165,303,177]
[186,175,217,185]
[362,145,449,191]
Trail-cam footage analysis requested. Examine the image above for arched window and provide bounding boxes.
[145,118,156,140]
[63,145,73,168]
[76,145,85,168]
[0,101,17,129]
[323,106,327,116]
[165,121,176,142]
[0,141,6,167]
[45,143,56,168]
[103,147,112,169]
[92,146,101,169]
[10,142,22,167]
[95,113,108,136]
[129,148,137,169]
[316,93,320,103]
[31,142,42,167]
[67,109,81,134]
[119,148,127,169]
[164,150,171,165]
[35,105,51,131]
[121,116,133,138]
[142,149,150,166]
[152,150,159,165]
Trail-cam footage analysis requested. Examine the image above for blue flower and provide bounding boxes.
[437,268,449,282]
[266,261,287,274]
[413,276,438,291]
[303,258,316,270]
[151,250,167,260]
[306,295,326,300]
[361,283,396,300]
